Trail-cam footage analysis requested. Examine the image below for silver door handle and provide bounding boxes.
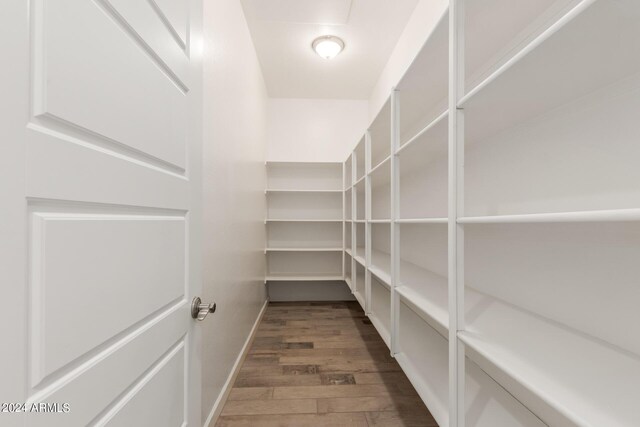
[191,297,216,321]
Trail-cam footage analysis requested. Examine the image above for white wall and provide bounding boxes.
[202,0,268,424]
[198,1,449,421]
[267,98,369,162]
[368,0,448,121]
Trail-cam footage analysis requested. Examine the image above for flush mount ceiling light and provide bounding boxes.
[312,35,345,59]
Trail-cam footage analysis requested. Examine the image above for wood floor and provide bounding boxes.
[215,301,438,427]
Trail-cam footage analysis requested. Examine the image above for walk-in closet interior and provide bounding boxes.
[345,0,640,426]
[3,0,638,426]
[267,0,640,425]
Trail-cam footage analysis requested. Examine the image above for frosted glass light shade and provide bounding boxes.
[312,36,345,59]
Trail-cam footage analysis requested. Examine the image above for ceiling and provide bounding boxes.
[240,0,420,99]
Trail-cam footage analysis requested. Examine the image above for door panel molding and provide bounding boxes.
[32,0,188,169]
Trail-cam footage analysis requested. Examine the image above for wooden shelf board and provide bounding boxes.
[264,248,343,253]
[265,189,342,194]
[459,290,640,427]
[395,260,640,425]
[266,161,343,166]
[265,275,345,282]
[354,247,366,267]
[396,250,640,426]
[396,218,448,224]
[370,268,391,290]
[265,218,342,223]
[397,261,448,336]
[459,208,640,224]
[370,249,391,288]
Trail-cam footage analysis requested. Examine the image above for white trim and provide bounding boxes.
[459,208,640,224]
[264,247,344,252]
[448,1,465,425]
[265,160,343,165]
[396,218,448,224]
[264,189,343,194]
[265,219,343,223]
[203,299,269,427]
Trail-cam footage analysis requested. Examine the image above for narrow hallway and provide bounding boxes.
[216,302,438,426]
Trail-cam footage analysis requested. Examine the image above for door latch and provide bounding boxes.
[191,297,216,321]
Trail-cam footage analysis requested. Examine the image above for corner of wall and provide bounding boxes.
[201,0,269,424]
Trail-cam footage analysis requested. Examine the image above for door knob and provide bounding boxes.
[191,297,216,321]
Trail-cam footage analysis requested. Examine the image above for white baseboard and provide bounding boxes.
[203,298,269,427]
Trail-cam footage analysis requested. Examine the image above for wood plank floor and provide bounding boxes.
[216,301,438,427]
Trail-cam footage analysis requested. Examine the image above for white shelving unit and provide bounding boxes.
[342,1,640,425]
[265,161,346,283]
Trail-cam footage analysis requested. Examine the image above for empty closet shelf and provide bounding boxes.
[265,161,343,166]
[265,274,345,282]
[397,261,448,333]
[460,0,640,143]
[265,218,342,223]
[396,287,447,339]
[459,291,640,427]
[264,248,343,252]
[370,249,391,287]
[394,352,448,427]
[265,189,343,193]
[396,218,448,224]
[354,247,366,266]
[458,208,640,224]
[369,266,390,288]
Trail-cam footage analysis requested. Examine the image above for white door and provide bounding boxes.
[1,0,203,426]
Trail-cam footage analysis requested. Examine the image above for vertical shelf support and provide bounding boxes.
[448,0,466,425]
[263,162,268,284]
[390,89,401,356]
[364,130,372,314]
[351,155,357,292]
[342,161,346,279]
